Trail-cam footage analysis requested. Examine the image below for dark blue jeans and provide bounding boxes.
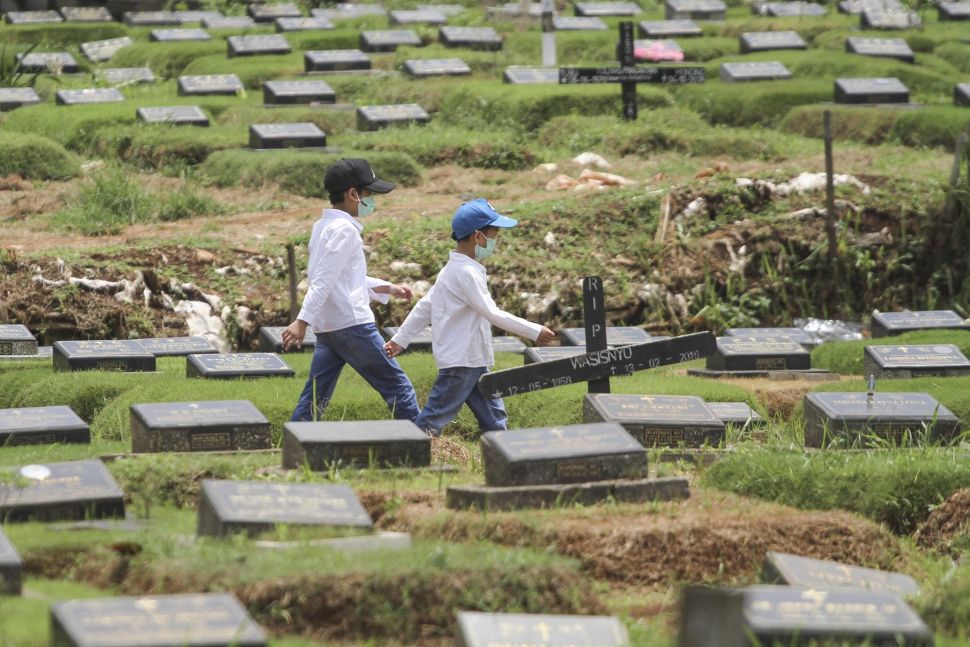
[290,323,419,422]
[414,366,507,437]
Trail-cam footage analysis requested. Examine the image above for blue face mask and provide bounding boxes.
[474,234,497,261]
[356,192,376,218]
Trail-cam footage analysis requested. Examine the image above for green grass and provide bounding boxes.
[0,131,79,180]
[782,105,970,151]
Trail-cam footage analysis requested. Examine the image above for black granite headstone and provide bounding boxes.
[765,1,827,16]
[639,19,702,37]
[0,88,42,112]
[418,3,465,17]
[389,8,447,24]
[176,10,224,23]
[553,16,609,30]
[863,344,970,379]
[60,6,113,22]
[523,346,587,364]
[861,7,919,28]
[360,29,422,53]
[439,26,502,50]
[197,480,373,537]
[130,400,271,453]
[456,611,630,647]
[382,325,433,350]
[137,336,218,356]
[803,391,962,447]
[304,49,372,72]
[560,326,652,347]
[503,66,560,84]
[871,309,970,337]
[53,340,155,372]
[186,352,295,379]
[0,459,125,522]
[178,74,244,96]
[4,10,62,24]
[137,106,210,126]
[575,1,642,16]
[0,325,37,356]
[96,67,156,85]
[16,52,79,74]
[247,2,302,23]
[706,336,811,371]
[0,406,90,446]
[846,36,914,63]
[81,36,133,63]
[258,325,316,352]
[739,30,807,53]
[720,61,792,82]
[123,11,180,26]
[357,104,431,130]
[202,15,256,28]
[56,88,125,105]
[150,28,211,42]
[835,77,909,104]
[839,0,904,14]
[957,83,970,107]
[51,593,267,647]
[282,420,431,469]
[0,527,22,595]
[763,551,920,596]
[707,402,766,429]
[312,3,388,20]
[275,16,334,31]
[228,34,292,57]
[249,122,327,149]
[492,336,527,354]
[481,422,647,486]
[403,58,471,78]
[584,393,726,447]
[664,0,727,20]
[938,1,970,20]
[264,80,336,105]
[724,326,817,348]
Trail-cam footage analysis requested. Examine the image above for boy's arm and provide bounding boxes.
[462,271,543,341]
[389,286,434,349]
[365,276,393,304]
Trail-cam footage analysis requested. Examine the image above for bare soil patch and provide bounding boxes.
[914,488,970,555]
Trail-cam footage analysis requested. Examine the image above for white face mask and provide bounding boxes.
[474,232,497,261]
[351,189,376,217]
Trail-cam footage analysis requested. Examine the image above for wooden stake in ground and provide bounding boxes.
[823,110,838,263]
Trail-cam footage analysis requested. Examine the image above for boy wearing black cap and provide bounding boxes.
[385,199,556,436]
[282,158,420,422]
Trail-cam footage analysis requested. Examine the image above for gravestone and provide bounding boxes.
[136,336,218,356]
[724,326,817,349]
[739,30,807,53]
[492,336,527,354]
[312,3,388,20]
[360,29,422,52]
[304,49,372,72]
[720,61,792,82]
[249,123,327,149]
[575,1,642,16]
[488,1,543,19]
[523,346,587,363]
[803,391,961,447]
[282,420,431,469]
[137,106,210,126]
[178,74,244,96]
[0,527,22,595]
[503,66,560,84]
[553,16,608,29]
[763,551,920,596]
[276,16,334,31]
[861,7,919,28]
[418,3,465,16]
[707,402,766,428]
[0,459,125,522]
[639,19,702,37]
[765,1,827,16]
[96,67,156,85]
[839,0,904,14]
[0,88,42,112]
[60,6,112,21]
[584,394,726,447]
[4,10,62,23]
[703,336,811,372]
[871,309,970,337]
[197,480,373,537]
[186,353,295,379]
[53,340,155,371]
[834,77,909,104]
[202,15,256,28]
[56,88,125,105]
[0,346,52,362]
[456,611,630,647]
[357,104,430,130]
[81,36,133,63]
[382,325,433,350]
[247,2,301,22]
[50,593,267,647]
[664,0,727,21]
[258,325,316,351]
[846,36,914,63]
[389,8,447,25]
[150,28,211,42]
[123,10,180,26]
[176,10,224,23]
[0,406,90,446]
[130,400,271,453]
[680,585,933,647]
[16,52,79,74]
[957,83,970,107]
[264,80,336,105]
[439,26,502,50]
[938,1,970,20]
[560,326,651,346]
[228,34,292,57]
[0,325,37,356]
[863,344,970,379]
[403,58,471,78]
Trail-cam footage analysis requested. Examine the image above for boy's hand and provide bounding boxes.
[384,340,404,358]
[281,320,308,350]
[536,326,557,346]
[388,284,413,301]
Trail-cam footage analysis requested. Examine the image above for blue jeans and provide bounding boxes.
[290,323,419,423]
[415,366,507,437]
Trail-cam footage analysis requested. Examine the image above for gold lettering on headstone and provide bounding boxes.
[556,459,601,480]
[190,432,232,451]
[755,358,786,370]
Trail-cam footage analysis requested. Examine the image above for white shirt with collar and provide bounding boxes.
[391,251,542,369]
[297,209,391,333]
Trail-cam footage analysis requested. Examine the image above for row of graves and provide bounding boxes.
[1,277,967,642]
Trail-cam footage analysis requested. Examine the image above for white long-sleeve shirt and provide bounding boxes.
[297,209,390,333]
[391,251,542,368]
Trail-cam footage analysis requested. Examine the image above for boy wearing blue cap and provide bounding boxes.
[385,199,556,436]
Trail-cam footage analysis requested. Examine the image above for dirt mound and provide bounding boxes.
[383,489,905,587]
[914,488,970,554]
[359,489,441,524]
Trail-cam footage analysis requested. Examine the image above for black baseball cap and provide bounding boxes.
[324,158,395,195]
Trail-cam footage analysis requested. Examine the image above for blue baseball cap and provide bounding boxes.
[451,199,518,240]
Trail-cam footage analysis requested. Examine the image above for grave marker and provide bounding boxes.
[389,8,447,25]
[707,402,766,428]
[418,4,465,17]
[178,74,244,96]
[639,19,703,37]
[456,611,630,647]
[360,29,422,52]
[0,88,42,112]
[720,61,792,82]
[803,391,962,447]
[4,10,62,24]
[137,106,210,126]
[871,309,970,337]
[56,88,125,105]
[0,406,90,446]
[60,6,112,22]
[957,83,970,107]
[312,3,388,20]
[53,340,155,372]
[861,7,919,28]
[96,67,156,85]
[575,1,642,16]
[80,37,133,63]
[846,36,914,63]
[523,346,587,363]
[553,16,608,30]
[839,0,904,14]
[186,353,295,379]
[228,34,291,57]
[202,16,256,29]
[439,26,503,50]
[584,394,726,447]
[258,325,316,351]
[938,1,970,20]
[763,551,920,596]
[282,420,431,469]
[249,123,327,149]
[0,527,22,595]
[357,104,430,130]
[16,52,79,74]
[123,11,180,26]
[197,480,373,537]
[136,336,218,356]
[765,1,827,16]
[247,2,302,23]
[0,325,37,356]
[492,336,527,354]
[0,459,125,522]
[275,16,334,31]
[130,400,271,453]
[150,28,211,42]
[304,49,372,72]
[739,30,807,53]
[503,66,560,84]
[50,593,267,647]
[863,344,970,379]
[264,80,336,105]
[176,10,224,23]
[724,326,817,348]
[560,326,653,347]
[403,58,471,78]
[665,0,727,21]
[705,336,811,372]
[382,325,433,350]
[835,77,909,104]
